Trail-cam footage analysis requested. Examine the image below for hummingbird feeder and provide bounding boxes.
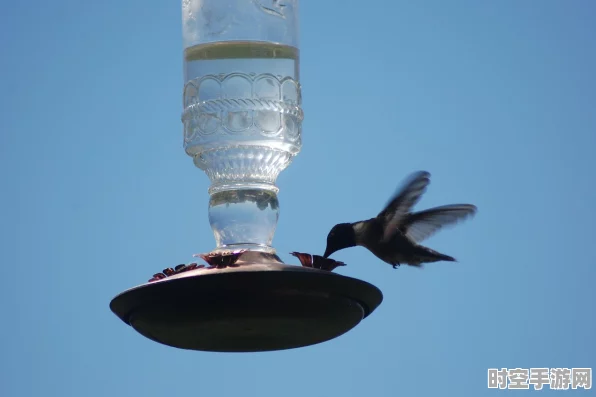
[109,0,383,352]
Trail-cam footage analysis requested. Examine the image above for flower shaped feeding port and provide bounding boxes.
[109,0,382,353]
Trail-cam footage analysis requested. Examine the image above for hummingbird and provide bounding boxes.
[323,171,477,268]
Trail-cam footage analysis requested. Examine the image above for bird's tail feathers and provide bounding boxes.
[419,247,456,263]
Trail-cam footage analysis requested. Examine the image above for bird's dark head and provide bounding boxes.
[323,223,356,258]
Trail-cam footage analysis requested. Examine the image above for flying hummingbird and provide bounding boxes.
[323,171,477,268]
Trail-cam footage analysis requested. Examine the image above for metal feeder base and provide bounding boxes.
[110,254,383,352]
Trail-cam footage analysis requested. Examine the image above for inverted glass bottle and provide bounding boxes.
[181,1,302,254]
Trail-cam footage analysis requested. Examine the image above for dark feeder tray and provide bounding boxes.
[110,250,383,352]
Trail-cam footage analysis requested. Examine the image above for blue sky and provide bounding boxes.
[2,1,595,396]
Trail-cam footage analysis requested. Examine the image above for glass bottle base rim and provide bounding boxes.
[208,182,279,195]
[211,244,276,255]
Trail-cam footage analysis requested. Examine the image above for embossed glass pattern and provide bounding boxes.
[181,0,302,254]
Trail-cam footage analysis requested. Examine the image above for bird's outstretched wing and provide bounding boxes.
[400,204,477,243]
[378,171,431,242]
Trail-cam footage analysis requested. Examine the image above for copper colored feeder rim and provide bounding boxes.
[109,251,383,352]
[147,250,347,283]
[111,258,383,324]
[117,264,380,313]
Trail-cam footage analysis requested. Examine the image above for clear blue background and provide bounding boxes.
[2,1,595,396]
